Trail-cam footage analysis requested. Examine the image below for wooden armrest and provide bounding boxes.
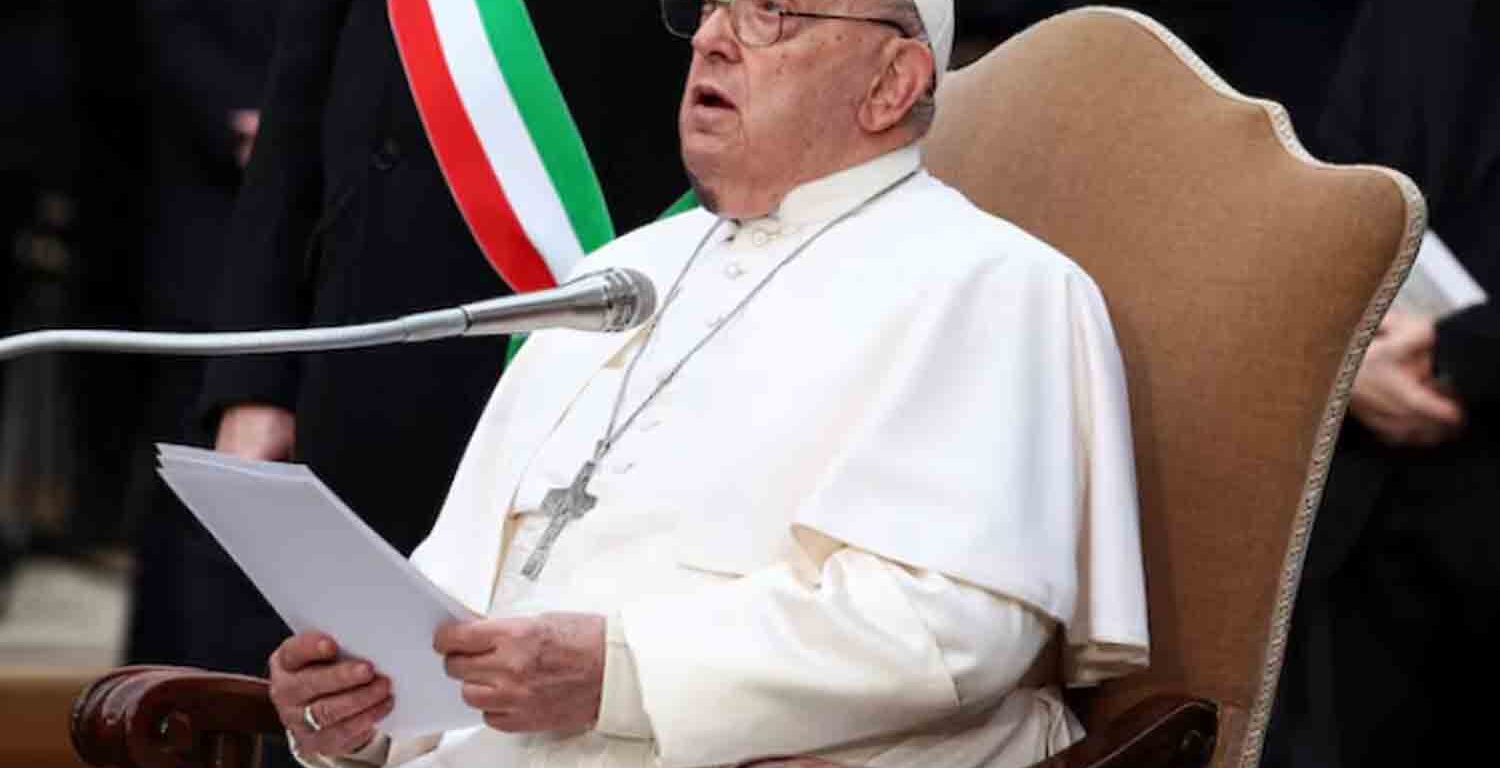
[71,666,281,768]
[71,668,1216,768]
[736,695,1218,768]
[1032,695,1218,768]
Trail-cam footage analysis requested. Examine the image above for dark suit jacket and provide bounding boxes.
[142,0,281,329]
[127,0,283,667]
[198,0,689,555]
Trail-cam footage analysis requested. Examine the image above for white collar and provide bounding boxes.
[734,144,923,231]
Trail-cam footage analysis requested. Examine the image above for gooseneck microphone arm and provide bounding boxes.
[0,268,656,362]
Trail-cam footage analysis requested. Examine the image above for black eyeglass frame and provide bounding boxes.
[664,0,911,47]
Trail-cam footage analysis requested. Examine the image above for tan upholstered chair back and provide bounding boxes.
[923,8,1422,767]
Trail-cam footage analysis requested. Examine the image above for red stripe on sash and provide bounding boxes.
[389,0,558,292]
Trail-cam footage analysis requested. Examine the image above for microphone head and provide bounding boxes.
[598,268,657,331]
[450,267,660,337]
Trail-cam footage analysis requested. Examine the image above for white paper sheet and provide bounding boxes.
[155,444,483,739]
[1394,231,1489,318]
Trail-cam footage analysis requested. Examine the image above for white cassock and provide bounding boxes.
[309,144,1149,768]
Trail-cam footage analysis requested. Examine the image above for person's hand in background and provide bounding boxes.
[215,403,296,461]
[1350,311,1465,446]
[230,109,261,168]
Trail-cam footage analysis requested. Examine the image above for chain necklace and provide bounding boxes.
[521,169,919,579]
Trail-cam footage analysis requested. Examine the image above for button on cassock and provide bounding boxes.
[371,137,401,171]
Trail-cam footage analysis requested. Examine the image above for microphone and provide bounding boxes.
[0,268,656,362]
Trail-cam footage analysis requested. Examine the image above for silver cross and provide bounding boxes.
[520,460,598,580]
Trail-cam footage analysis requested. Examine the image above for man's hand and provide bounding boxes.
[230,109,261,169]
[216,404,296,461]
[269,632,394,757]
[1350,311,1465,446]
[435,613,606,733]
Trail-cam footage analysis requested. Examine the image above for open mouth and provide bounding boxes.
[691,84,737,111]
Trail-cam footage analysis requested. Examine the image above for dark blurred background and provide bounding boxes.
[952,0,1363,133]
[1,0,148,581]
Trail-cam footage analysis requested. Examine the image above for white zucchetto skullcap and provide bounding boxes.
[912,0,954,76]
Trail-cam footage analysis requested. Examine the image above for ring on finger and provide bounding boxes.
[303,704,324,732]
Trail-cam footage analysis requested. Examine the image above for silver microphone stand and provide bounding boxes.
[0,268,654,362]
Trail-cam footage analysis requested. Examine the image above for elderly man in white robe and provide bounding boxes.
[267,1,1150,766]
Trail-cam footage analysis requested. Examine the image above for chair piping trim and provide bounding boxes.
[1073,7,1427,767]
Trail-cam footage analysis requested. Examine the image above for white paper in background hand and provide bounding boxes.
[1393,231,1488,318]
[155,444,483,739]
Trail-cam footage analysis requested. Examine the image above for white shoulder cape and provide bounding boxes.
[413,173,1149,685]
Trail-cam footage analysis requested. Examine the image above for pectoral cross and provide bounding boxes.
[521,459,599,580]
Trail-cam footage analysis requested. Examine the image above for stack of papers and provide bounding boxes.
[156,444,482,738]
[1394,232,1488,318]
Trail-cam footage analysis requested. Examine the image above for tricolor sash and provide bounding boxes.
[389,0,613,292]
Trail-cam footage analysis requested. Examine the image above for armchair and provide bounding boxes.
[70,8,1422,768]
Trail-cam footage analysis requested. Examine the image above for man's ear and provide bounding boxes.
[858,40,934,133]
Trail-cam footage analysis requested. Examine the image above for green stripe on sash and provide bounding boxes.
[474,0,615,253]
[503,191,699,364]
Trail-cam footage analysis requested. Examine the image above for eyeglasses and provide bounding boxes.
[662,0,909,48]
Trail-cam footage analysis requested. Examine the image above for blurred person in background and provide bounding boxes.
[195,2,687,764]
[0,0,146,606]
[124,0,283,669]
[952,1,1360,133]
[0,0,82,603]
[1266,1,1500,766]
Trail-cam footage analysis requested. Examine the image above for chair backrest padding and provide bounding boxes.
[922,8,1422,766]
